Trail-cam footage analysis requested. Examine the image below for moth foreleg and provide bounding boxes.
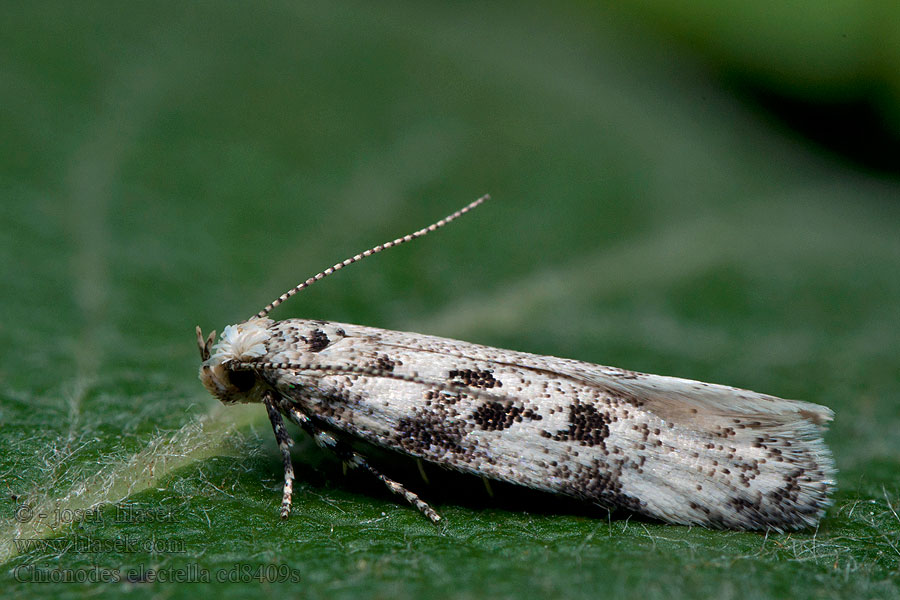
[262,392,295,519]
[283,405,442,523]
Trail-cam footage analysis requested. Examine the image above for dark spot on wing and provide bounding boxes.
[373,355,396,372]
[471,401,519,431]
[395,413,466,455]
[556,458,645,513]
[448,368,501,389]
[315,388,354,420]
[305,329,330,352]
[471,401,542,431]
[552,402,611,450]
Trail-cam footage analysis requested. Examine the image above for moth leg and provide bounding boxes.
[262,393,295,519]
[284,405,441,523]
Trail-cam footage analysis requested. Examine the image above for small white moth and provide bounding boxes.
[198,196,835,531]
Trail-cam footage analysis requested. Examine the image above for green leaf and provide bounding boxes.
[1,1,898,597]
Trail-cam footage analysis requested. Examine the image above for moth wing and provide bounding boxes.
[260,322,836,529]
[542,361,833,428]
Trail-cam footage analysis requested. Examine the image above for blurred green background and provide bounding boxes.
[1,0,898,597]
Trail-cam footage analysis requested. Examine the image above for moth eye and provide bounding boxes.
[228,369,256,392]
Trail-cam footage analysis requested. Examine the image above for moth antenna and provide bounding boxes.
[253,194,489,319]
[196,326,216,361]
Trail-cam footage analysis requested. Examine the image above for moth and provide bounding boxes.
[197,195,835,530]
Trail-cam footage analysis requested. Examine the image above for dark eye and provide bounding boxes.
[228,369,256,392]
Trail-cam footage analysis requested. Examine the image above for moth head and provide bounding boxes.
[197,319,272,404]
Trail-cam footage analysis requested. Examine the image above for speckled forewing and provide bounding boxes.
[258,319,834,530]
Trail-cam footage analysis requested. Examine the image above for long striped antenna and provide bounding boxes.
[254,194,490,319]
